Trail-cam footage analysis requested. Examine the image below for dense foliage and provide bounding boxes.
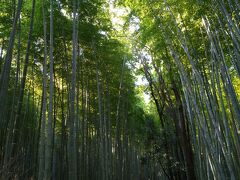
[0,0,239,179]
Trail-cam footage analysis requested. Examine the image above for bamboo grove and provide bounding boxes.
[0,0,239,180]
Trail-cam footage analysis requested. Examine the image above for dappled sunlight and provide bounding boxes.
[0,0,239,179]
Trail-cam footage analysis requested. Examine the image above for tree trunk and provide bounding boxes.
[38,0,48,178]
[68,0,78,179]
[44,0,54,178]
